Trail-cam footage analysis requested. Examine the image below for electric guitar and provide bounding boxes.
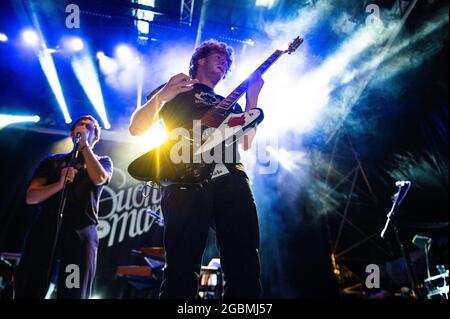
[128,36,304,187]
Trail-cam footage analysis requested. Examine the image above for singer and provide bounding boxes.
[14,115,113,299]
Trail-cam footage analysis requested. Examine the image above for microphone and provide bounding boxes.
[395,180,411,187]
[74,132,82,143]
[72,132,82,159]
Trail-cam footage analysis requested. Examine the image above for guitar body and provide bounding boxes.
[127,108,264,187]
[198,108,264,155]
[127,141,215,187]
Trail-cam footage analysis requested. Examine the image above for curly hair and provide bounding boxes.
[70,115,101,147]
[189,39,234,78]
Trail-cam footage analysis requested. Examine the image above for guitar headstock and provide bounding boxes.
[286,36,303,54]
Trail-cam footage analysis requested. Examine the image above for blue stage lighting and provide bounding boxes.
[96,51,118,75]
[255,0,276,9]
[21,6,72,124]
[38,48,72,124]
[135,0,155,35]
[115,44,134,62]
[67,37,84,52]
[0,114,40,129]
[0,33,8,42]
[21,29,40,47]
[71,51,111,129]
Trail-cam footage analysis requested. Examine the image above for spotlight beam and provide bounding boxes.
[325,0,419,143]
[71,52,111,129]
[0,114,40,129]
[21,29,39,47]
[0,32,8,42]
[38,48,72,123]
[24,3,72,124]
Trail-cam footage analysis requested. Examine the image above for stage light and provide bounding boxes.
[22,20,71,124]
[115,44,132,59]
[96,51,105,59]
[0,114,40,129]
[71,51,111,129]
[131,119,168,153]
[138,35,149,42]
[67,37,84,52]
[22,29,40,47]
[135,0,155,35]
[255,0,276,9]
[115,44,134,62]
[97,52,119,75]
[44,48,58,54]
[105,44,142,93]
[0,33,8,42]
[45,283,55,299]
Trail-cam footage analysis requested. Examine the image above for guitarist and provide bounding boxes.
[129,39,264,299]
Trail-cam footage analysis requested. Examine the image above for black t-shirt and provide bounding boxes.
[147,83,247,177]
[30,152,113,229]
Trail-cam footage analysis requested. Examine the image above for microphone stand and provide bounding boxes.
[380,182,422,298]
[380,186,403,239]
[46,135,81,291]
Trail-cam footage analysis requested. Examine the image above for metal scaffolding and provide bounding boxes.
[314,128,393,298]
[180,0,195,26]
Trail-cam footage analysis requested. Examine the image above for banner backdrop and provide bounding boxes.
[94,165,164,299]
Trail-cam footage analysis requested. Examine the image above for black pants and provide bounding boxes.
[159,172,261,299]
[14,218,98,299]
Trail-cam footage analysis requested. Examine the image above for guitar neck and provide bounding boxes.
[216,49,285,111]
